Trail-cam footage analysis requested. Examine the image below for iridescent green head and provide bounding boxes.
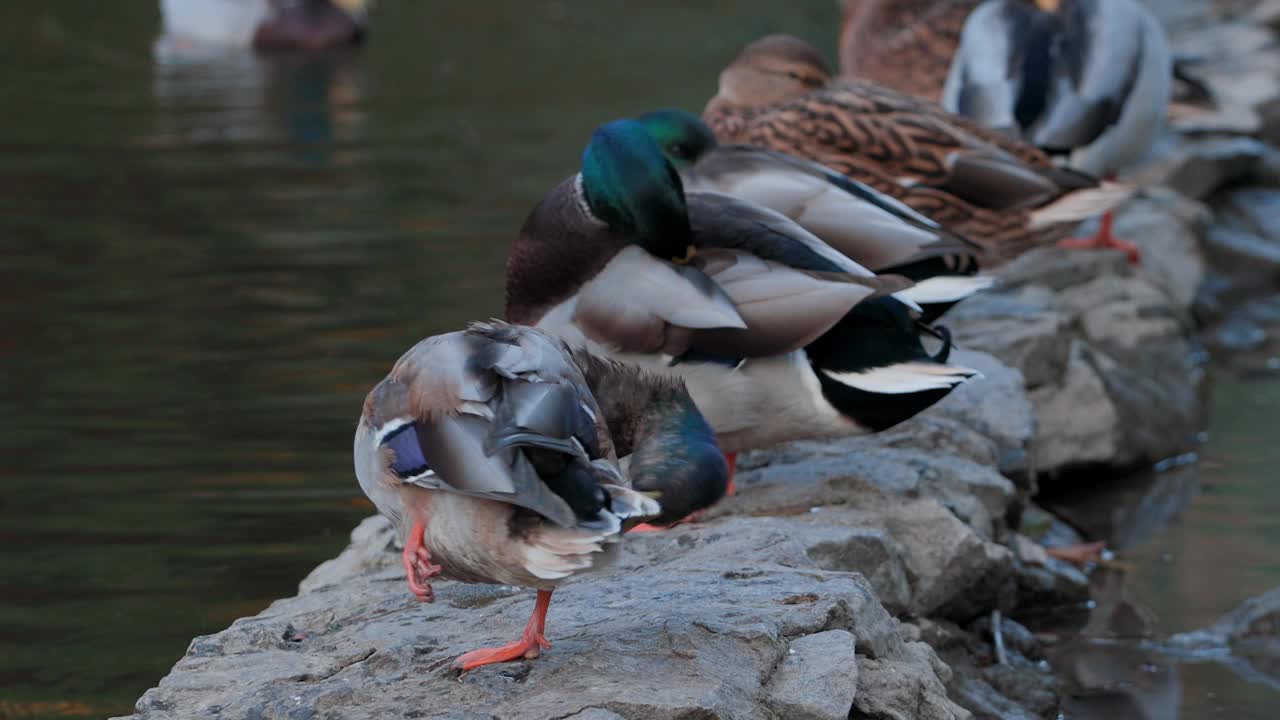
[580,119,694,263]
[634,109,720,170]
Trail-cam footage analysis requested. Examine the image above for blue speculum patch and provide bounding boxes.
[383,422,431,479]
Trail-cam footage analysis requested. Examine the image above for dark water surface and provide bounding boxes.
[1045,367,1280,720]
[0,2,836,717]
[3,2,1280,719]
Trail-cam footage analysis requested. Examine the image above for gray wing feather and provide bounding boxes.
[411,412,579,528]
[687,250,896,357]
[686,148,968,271]
[687,190,874,276]
[573,245,746,355]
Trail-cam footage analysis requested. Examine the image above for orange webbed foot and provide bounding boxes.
[453,590,554,672]
[1046,540,1107,567]
[452,632,552,672]
[1057,211,1141,265]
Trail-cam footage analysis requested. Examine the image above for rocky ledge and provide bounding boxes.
[117,6,1280,719]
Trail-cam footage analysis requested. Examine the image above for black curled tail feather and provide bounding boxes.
[804,298,972,432]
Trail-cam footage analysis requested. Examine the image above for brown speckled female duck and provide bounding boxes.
[704,34,1130,267]
[838,0,980,102]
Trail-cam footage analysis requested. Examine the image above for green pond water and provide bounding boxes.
[1,2,1279,718]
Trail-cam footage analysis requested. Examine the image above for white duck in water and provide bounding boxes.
[354,321,727,670]
[942,0,1172,263]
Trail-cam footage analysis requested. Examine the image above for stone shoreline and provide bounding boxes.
[115,5,1280,719]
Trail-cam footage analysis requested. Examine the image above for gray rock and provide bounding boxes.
[564,710,626,720]
[712,445,1016,619]
[911,350,1036,475]
[763,630,859,720]
[1206,187,1280,293]
[1028,341,1120,470]
[1148,136,1273,200]
[948,285,1069,389]
[944,193,1207,476]
[119,513,969,720]
[854,641,972,720]
[1111,189,1208,310]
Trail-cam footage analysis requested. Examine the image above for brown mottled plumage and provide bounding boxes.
[838,0,980,102]
[703,35,1129,266]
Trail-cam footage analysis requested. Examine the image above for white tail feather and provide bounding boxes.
[602,484,662,520]
[523,541,600,580]
[897,275,996,305]
[1029,181,1133,229]
[888,293,924,313]
[825,362,979,394]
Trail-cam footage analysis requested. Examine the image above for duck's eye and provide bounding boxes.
[786,71,803,80]
[669,143,689,158]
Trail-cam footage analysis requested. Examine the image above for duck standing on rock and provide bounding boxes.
[505,119,979,507]
[942,0,1173,263]
[634,108,992,323]
[702,34,1132,267]
[354,322,727,670]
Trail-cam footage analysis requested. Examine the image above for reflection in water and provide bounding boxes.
[1044,369,1280,718]
[153,12,367,161]
[1043,459,1201,552]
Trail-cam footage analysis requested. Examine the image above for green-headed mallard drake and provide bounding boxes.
[839,0,981,102]
[354,321,726,670]
[702,34,1131,267]
[634,108,993,322]
[942,0,1172,262]
[505,119,979,493]
[159,0,369,52]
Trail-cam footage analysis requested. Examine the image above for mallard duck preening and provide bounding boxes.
[838,0,981,101]
[158,0,369,52]
[354,321,726,670]
[634,108,993,322]
[505,119,979,496]
[941,0,1173,263]
[702,34,1131,267]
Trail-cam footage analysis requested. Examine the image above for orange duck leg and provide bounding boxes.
[453,590,554,672]
[402,520,442,602]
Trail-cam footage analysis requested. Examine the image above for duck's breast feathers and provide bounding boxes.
[1026,0,1152,152]
[942,1,1023,130]
[947,0,1161,154]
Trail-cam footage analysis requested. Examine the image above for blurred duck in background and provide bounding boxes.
[702,35,1131,269]
[157,0,369,53]
[838,0,981,102]
[942,0,1172,263]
